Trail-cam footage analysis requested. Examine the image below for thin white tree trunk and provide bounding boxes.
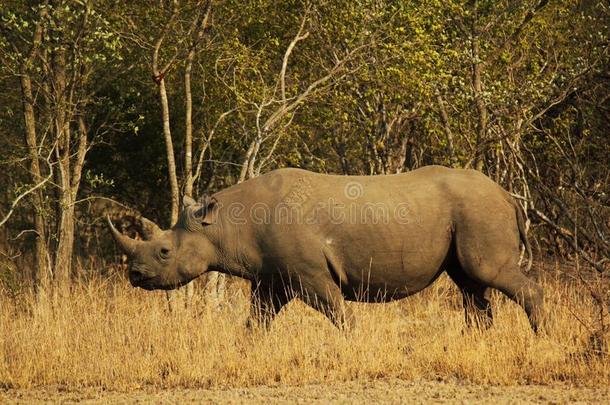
[158,78,180,225]
[52,47,74,291]
[471,32,488,172]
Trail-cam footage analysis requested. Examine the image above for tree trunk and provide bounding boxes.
[435,93,458,167]
[155,75,185,310]
[183,2,219,308]
[19,72,50,290]
[52,47,73,290]
[53,191,75,290]
[183,49,197,305]
[157,77,180,224]
[471,34,488,172]
[184,56,194,198]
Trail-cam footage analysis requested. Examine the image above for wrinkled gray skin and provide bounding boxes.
[108,166,544,332]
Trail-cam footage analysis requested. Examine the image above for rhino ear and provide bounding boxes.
[183,195,197,208]
[194,195,219,225]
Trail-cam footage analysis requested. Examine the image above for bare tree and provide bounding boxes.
[150,0,182,225]
[46,0,99,290]
[0,2,51,290]
[117,0,222,307]
[1,0,108,292]
[184,2,212,198]
[470,21,488,172]
[227,11,366,182]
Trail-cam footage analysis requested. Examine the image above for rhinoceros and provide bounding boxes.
[108,166,543,332]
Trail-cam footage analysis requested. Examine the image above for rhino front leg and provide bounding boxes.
[298,276,355,330]
[462,288,493,330]
[246,281,291,330]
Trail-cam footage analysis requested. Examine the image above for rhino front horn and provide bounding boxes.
[107,215,140,255]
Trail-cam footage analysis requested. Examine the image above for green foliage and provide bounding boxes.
[0,0,607,264]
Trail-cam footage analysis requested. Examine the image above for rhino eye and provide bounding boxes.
[159,247,171,259]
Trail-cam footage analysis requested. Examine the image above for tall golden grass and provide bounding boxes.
[0,263,608,390]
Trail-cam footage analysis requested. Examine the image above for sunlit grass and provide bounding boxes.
[0,266,607,390]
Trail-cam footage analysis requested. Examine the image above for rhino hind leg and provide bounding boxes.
[446,267,493,330]
[457,253,544,333]
[485,269,544,333]
[454,222,544,333]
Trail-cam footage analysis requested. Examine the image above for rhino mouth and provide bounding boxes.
[135,281,157,290]
[129,274,157,290]
[131,275,195,291]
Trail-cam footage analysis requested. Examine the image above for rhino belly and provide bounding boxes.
[337,234,450,302]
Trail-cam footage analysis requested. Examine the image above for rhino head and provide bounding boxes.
[107,195,220,290]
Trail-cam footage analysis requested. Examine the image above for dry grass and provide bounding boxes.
[0,265,608,390]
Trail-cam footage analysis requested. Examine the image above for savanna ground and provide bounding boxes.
[1,260,608,403]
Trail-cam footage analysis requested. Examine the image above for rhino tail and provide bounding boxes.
[514,200,533,272]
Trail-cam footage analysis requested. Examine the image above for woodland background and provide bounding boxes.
[0,0,608,295]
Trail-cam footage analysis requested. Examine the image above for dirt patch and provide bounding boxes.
[2,379,609,404]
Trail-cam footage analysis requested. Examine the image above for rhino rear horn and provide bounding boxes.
[183,195,197,208]
[107,216,140,255]
[139,216,163,240]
